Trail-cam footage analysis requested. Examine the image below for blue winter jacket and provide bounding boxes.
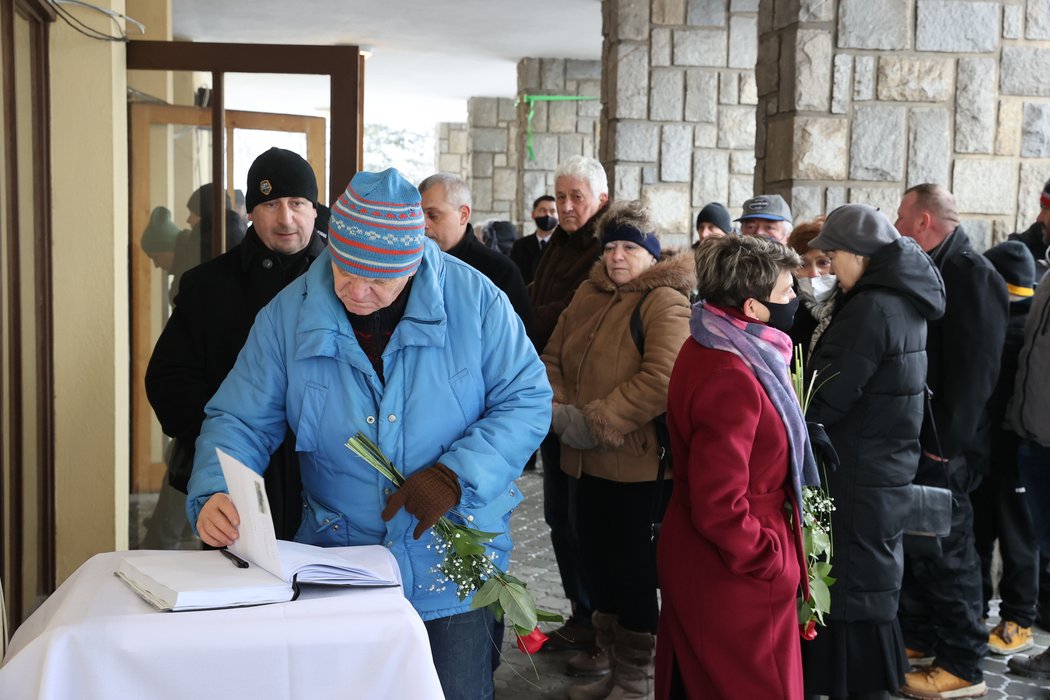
[186,240,552,621]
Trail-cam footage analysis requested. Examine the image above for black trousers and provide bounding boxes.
[900,456,988,683]
[576,473,670,634]
[541,432,593,620]
[972,469,1038,626]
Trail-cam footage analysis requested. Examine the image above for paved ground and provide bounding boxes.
[493,467,1050,699]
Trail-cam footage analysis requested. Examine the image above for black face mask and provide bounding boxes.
[534,215,558,232]
[757,296,799,333]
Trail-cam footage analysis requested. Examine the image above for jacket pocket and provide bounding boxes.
[295,492,350,546]
[294,381,328,453]
[449,368,482,427]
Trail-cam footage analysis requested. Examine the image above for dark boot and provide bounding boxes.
[1008,645,1050,680]
[566,612,616,699]
[547,600,596,652]
[605,621,655,700]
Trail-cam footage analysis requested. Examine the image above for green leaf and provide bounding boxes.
[449,535,487,558]
[536,608,564,623]
[498,582,538,631]
[810,577,831,614]
[813,562,833,579]
[470,578,503,610]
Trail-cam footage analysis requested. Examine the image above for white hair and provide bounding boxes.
[554,156,608,198]
[418,172,472,209]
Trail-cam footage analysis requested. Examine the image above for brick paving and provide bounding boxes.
[494,467,1050,699]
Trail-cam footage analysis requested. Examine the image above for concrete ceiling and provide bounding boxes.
[171,0,604,129]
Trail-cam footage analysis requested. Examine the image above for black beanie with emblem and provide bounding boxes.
[245,147,318,213]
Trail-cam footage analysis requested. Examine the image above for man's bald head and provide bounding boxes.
[895,183,960,252]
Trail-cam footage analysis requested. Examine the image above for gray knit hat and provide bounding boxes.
[809,203,900,256]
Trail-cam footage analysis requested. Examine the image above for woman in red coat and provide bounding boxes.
[655,235,819,699]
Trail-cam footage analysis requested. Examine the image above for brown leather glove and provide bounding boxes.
[381,463,462,539]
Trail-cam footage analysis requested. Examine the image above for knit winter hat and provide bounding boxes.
[600,223,661,260]
[984,240,1036,298]
[1041,179,1050,210]
[140,206,181,254]
[696,202,733,234]
[809,203,900,256]
[328,168,426,278]
[245,147,318,213]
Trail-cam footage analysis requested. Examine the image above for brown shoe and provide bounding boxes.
[545,616,596,652]
[899,666,988,699]
[906,646,934,667]
[987,620,1034,654]
[1008,646,1050,680]
[566,646,610,678]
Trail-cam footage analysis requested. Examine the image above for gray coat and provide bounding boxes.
[1011,280,1050,446]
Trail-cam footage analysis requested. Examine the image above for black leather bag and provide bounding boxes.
[903,483,953,557]
[902,387,953,558]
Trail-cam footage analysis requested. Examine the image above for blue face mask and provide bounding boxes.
[758,296,800,333]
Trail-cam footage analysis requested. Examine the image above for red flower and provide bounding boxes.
[799,619,818,640]
[516,627,549,654]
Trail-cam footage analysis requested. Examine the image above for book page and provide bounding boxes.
[218,448,284,580]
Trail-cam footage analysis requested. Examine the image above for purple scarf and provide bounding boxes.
[690,301,819,510]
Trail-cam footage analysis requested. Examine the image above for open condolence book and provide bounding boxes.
[116,449,401,611]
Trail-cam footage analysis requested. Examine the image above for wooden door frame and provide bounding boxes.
[126,40,362,256]
[0,0,55,625]
[128,103,327,494]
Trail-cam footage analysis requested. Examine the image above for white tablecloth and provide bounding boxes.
[0,550,444,699]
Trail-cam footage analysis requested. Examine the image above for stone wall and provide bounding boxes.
[435,122,470,182]
[517,58,602,231]
[756,0,1050,250]
[601,0,759,247]
[466,96,520,226]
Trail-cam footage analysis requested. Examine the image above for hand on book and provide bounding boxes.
[197,493,241,547]
[381,463,461,539]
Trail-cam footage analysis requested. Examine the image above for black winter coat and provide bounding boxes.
[807,237,946,622]
[447,224,536,343]
[986,301,1031,476]
[922,228,1009,474]
[509,233,546,286]
[145,226,326,539]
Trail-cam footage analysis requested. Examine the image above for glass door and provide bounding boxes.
[127,102,326,549]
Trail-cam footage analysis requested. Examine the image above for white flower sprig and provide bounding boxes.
[345,433,563,642]
[791,345,837,637]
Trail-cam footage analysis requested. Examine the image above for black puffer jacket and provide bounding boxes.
[807,237,946,622]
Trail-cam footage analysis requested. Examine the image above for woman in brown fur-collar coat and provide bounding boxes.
[542,200,693,699]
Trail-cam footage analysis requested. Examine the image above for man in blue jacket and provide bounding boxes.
[187,168,552,700]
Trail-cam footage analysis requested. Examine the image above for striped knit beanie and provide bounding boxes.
[328,168,426,278]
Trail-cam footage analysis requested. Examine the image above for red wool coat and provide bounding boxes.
[655,338,803,700]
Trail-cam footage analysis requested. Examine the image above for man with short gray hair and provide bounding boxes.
[418,173,533,337]
[531,155,610,672]
[895,183,1008,700]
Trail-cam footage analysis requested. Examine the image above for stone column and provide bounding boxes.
[756,0,1050,250]
[466,96,520,225]
[601,0,758,247]
[516,58,602,231]
[435,122,470,182]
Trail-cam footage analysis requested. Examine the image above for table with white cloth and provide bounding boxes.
[0,549,444,700]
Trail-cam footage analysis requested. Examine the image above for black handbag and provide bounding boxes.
[902,386,954,557]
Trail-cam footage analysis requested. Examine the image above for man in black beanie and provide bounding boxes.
[694,201,733,243]
[146,147,326,541]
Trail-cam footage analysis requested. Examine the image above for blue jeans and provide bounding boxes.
[1018,439,1050,552]
[424,608,499,700]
